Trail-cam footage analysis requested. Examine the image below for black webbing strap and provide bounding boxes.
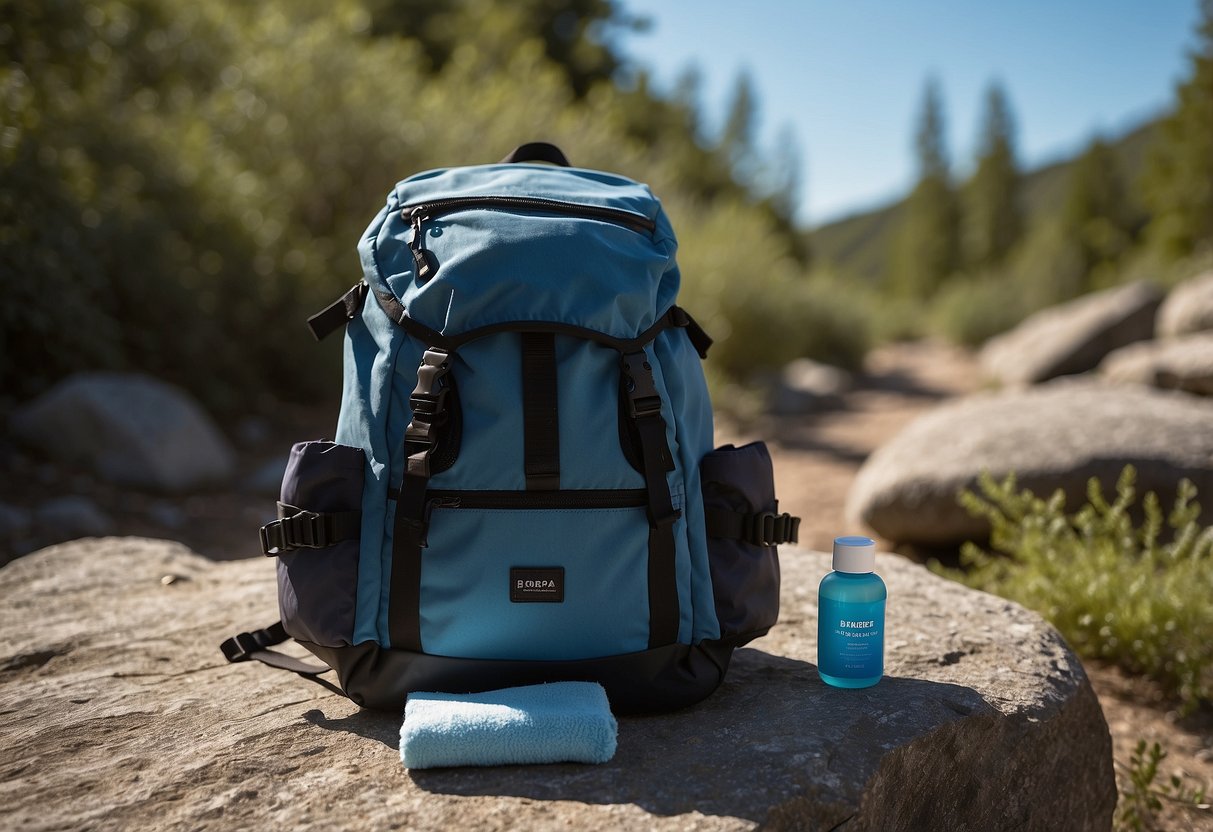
[372,292,711,358]
[521,332,561,490]
[389,347,453,651]
[307,281,369,341]
[621,351,680,648]
[219,621,331,677]
[260,503,362,556]
[706,506,801,546]
[678,309,713,360]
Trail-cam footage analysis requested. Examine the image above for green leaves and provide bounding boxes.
[943,465,1213,711]
[1115,740,1209,832]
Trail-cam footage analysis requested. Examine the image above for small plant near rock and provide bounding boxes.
[1114,739,1209,832]
[942,465,1213,710]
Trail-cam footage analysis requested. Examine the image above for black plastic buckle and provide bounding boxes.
[413,348,451,395]
[409,390,449,420]
[621,351,663,418]
[260,509,327,556]
[220,631,262,663]
[291,509,326,547]
[746,511,800,545]
[259,521,284,556]
[405,347,453,450]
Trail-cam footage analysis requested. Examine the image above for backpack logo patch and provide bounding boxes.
[510,567,565,603]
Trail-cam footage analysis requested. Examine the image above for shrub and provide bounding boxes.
[939,466,1213,710]
[927,272,1031,346]
[1115,739,1209,832]
[675,202,872,379]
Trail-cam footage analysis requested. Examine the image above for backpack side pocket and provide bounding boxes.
[700,442,785,646]
[271,440,365,648]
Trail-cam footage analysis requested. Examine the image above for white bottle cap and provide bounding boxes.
[833,535,876,573]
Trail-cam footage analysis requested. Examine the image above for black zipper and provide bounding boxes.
[426,488,647,511]
[400,196,657,280]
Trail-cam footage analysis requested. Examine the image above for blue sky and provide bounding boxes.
[617,1,1202,227]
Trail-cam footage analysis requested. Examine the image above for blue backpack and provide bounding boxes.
[223,143,799,712]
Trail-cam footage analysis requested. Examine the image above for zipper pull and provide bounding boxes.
[419,495,459,547]
[408,207,437,281]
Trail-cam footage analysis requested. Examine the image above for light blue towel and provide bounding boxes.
[399,681,618,769]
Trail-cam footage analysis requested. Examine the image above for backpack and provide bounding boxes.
[222,143,800,713]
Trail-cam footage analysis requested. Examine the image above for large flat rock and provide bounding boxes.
[0,537,1115,831]
[847,378,1213,546]
[980,280,1161,386]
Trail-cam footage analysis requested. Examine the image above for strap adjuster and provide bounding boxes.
[221,631,261,663]
[220,622,290,663]
[259,507,326,555]
[621,351,663,418]
[747,511,800,546]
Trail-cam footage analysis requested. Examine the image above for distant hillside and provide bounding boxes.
[809,118,1162,284]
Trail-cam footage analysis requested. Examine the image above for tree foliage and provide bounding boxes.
[1063,136,1134,289]
[0,0,832,413]
[891,78,961,297]
[1144,0,1213,259]
[963,81,1022,269]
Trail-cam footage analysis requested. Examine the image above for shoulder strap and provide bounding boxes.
[621,351,681,647]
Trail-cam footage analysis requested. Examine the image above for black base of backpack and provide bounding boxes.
[304,638,747,714]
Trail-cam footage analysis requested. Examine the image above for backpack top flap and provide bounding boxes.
[357,163,681,341]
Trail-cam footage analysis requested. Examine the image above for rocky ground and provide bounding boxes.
[2,339,1211,829]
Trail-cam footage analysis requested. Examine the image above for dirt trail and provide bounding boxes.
[718,339,982,553]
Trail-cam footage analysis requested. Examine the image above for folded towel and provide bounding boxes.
[399,681,617,769]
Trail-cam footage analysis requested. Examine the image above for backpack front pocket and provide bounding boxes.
[269,440,365,648]
[418,489,667,661]
[701,442,791,646]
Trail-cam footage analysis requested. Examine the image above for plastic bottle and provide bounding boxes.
[817,535,886,688]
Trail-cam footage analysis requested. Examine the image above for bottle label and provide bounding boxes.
[818,597,884,679]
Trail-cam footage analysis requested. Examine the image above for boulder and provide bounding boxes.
[0,537,1115,831]
[9,373,236,492]
[1158,270,1213,337]
[33,495,115,539]
[769,358,853,415]
[980,280,1161,386]
[1099,332,1213,396]
[846,378,1213,546]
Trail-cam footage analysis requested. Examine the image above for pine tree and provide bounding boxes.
[720,69,759,184]
[1064,136,1132,288]
[1144,0,1213,257]
[964,81,1022,269]
[892,78,961,297]
[766,123,803,225]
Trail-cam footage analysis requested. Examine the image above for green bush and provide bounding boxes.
[939,466,1213,710]
[927,272,1031,346]
[1115,739,1209,832]
[674,201,871,378]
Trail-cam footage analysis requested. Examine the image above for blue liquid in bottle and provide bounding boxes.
[818,536,886,689]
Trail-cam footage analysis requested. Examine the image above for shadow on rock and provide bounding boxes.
[406,648,990,824]
[303,706,401,751]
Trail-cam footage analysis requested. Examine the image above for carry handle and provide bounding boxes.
[500,142,572,167]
